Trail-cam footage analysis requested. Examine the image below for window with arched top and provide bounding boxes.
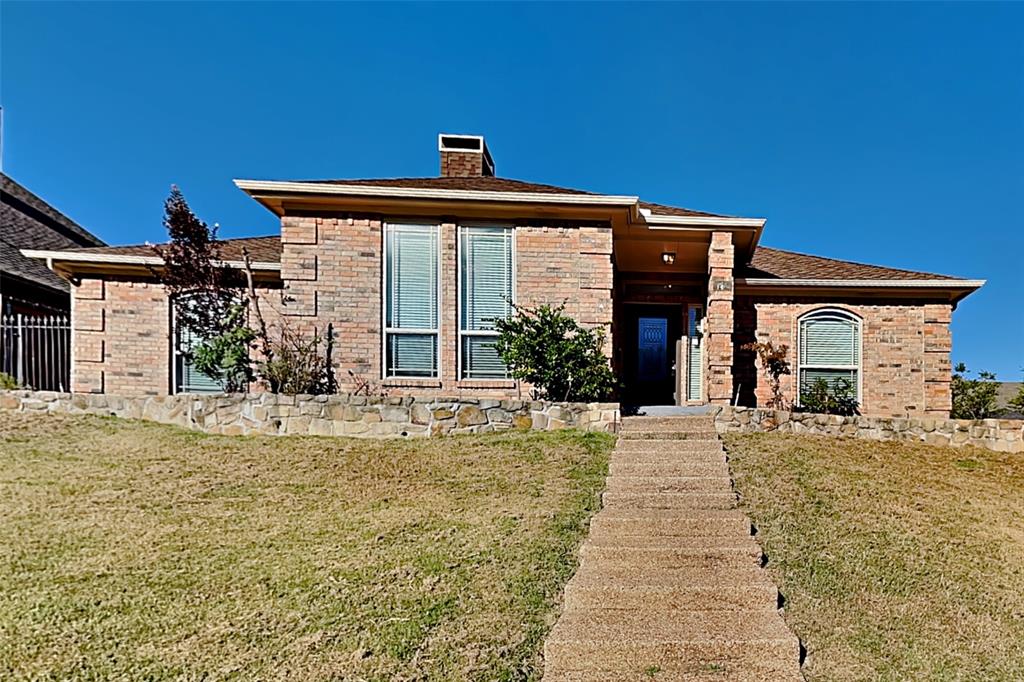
[797,308,861,405]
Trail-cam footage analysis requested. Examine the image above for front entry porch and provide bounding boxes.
[611,225,741,410]
[617,300,705,409]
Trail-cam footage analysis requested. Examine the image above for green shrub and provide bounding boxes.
[493,302,616,402]
[798,377,859,416]
[0,372,18,390]
[951,363,1000,419]
[191,303,256,392]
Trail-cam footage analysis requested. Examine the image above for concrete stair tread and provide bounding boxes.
[548,610,797,643]
[584,534,759,550]
[543,670,804,682]
[608,462,729,476]
[620,431,720,440]
[606,476,733,493]
[611,451,725,464]
[601,491,737,510]
[569,565,773,586]
[593,508,747,521]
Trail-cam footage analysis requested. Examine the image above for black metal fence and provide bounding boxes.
[0,313,71,391]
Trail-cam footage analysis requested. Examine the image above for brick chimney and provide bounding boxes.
[438,133,495,178]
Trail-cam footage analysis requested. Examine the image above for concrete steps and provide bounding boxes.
[546,611,800,676]
[605,476,733,493]
[608,461,729,477]
[543,416,801,680]
[601,491,737,510]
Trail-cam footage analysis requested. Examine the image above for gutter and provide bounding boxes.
[736,278,985,288]
[20,249,282,271]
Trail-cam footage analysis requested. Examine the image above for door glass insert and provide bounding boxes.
[637,317,668,382]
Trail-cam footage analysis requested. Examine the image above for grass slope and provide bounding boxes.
[0,413,612,681]
[724,432,1024,682]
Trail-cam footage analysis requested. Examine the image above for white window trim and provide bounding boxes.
[457,223,516,381]
[171,292,235,395]
[795,307,863,408]
[382,222,442,380]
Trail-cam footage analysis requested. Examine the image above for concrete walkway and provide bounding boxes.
[543,415,802,681]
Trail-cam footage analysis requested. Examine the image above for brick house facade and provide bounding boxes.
[24,134,982,416]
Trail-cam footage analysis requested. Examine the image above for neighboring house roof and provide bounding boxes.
[1,172,105,294]
[292,176,729,218]
[742,246,961,281]
[63,235,283,263]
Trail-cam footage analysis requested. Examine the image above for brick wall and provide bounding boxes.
[71,277,282,398]
[733,296,953,417]
[440,150,486,178]
[72,278,169,396]
[705,232,735,405]
[281,215,614,397]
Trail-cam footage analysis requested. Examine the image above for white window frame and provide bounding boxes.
[382,222,442,380]
[796,307,863,407]
[171,292,232,395]
[457,223,516,381]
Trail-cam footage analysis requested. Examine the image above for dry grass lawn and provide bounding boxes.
[0,412,612,681]
[724,432,1024,682]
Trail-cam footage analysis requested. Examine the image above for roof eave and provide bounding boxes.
[735,277,985,305]
[19,249,282,274]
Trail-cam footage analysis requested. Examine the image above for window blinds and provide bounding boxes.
[385,224,439,378]
[460,226,513,379]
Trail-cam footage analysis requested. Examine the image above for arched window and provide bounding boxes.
[798,308,861,405]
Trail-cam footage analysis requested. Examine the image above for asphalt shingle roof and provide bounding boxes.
[295,176,728,218]
[65,235,283,263]
[741,247,960,281]
[1,173,105,293]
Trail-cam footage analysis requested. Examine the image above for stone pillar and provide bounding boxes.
[923,303,953,416]
[705,232,735,405]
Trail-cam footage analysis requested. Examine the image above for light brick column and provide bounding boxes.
[705,232,735,405]
[71,278,107,393]
[922,303,953,416]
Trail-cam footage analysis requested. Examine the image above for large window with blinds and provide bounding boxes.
[172,294,229,394]
[459,225,514,380]
[798,308,861,404]
[384,223,440,378]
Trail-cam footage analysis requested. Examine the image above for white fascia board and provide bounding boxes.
[737,277,985,288]
[233,179,639,207]
[20,249,281,271]
[642,213,767,229]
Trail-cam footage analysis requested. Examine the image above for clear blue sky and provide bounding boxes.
[2,2,1021,377]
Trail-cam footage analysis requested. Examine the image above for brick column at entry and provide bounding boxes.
[706,231,735,405]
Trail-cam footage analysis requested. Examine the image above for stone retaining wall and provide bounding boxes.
[714,406,1024,453]
[0,390,618,438]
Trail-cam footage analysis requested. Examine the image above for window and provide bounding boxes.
[459,225,513,379]
[798,308,861,404]
[384,223,440,378]
[172,294,228,394]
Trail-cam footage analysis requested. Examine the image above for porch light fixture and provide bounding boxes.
[661,251,676,265]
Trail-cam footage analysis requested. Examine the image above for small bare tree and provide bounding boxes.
[741,340,792,410]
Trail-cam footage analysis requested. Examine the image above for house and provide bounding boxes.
[2,172,105,314]
[21,134,983,416]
